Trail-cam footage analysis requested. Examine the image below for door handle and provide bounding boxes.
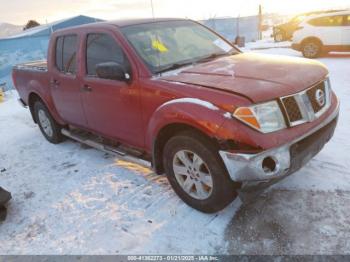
[81,84,92,92]
[50,79,60,87]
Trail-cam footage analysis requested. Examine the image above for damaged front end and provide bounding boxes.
[219,103,339,203]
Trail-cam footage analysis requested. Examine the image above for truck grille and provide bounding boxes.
[281,96,303,122]
[280,79,330,127]
[306,81,326,113]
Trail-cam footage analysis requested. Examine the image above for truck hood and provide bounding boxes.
[159,53,328,103]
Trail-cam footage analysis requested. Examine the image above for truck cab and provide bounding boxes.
[13,19,339,213]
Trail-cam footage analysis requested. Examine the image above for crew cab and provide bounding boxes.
[12,18,339,213]
[292,10,350,58]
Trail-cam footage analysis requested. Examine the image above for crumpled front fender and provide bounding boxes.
[145,97,232,153]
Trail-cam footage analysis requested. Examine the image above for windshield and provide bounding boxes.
[121,20,238,74]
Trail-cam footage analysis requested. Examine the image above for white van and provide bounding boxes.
[292,10,350,58]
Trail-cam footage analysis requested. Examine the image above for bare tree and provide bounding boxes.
[23,20,40,31]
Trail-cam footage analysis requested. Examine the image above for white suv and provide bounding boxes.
[292,10,350,58]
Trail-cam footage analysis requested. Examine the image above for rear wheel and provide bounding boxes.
[274,31,285,42]
[302,40,322,58]
[34,100,64,144]
[163,131,238,213]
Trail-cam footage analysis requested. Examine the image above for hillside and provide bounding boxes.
[0,22,22,38]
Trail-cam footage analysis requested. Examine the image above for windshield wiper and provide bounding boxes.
[196,50,237,63]
[155,50,237,75]
[156,61,194,74]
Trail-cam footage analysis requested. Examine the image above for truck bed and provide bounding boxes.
[12,60,50,107]
[13,60,48,72]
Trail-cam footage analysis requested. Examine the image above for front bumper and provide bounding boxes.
[219,102,339,183]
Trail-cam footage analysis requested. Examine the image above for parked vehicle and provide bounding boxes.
[13,18,339,213]
[272,10,347,42]
[272,14,309,42]
[292,10,350,58]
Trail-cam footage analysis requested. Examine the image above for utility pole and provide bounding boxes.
[258,4,263,40]
[150,0,155,19]
[236,13,240,37]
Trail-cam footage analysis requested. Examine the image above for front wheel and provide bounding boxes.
[302,40,322,58]
[33,100,64,144]
[163,131,238,213]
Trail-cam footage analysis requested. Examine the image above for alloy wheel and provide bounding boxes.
[38,109,53,138]
[172,150,213,200]
[304,43,319,58]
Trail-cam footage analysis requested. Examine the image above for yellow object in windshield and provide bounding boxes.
[152,39,168,53]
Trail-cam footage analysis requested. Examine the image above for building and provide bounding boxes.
[0,15,102,90]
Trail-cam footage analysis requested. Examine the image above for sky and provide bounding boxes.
[1,0,350,25]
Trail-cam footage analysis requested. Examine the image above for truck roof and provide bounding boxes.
[107,17,188,27]
[54,18,188,34]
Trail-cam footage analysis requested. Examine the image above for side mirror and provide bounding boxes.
[95,62,130,81]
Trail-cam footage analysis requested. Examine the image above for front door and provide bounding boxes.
[51,34,87,127]
[81,32,144,148]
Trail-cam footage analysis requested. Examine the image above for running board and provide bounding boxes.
[61,129,152,168]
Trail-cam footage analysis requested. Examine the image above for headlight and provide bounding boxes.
[233,101,286,133]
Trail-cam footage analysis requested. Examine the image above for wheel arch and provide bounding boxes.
[301,36,323,47]
[27,91,65,125]
[152,122,221,175]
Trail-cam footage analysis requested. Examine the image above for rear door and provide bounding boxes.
[51,34,87,127]
[342,14,350,48]
[80,32,144,148]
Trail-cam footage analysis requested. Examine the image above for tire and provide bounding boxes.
[163,131,239,213]
[33,100,64,144]
[301,40,322,58]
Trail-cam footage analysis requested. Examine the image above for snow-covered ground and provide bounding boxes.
[244,38,291,50]
[0,44,350,254]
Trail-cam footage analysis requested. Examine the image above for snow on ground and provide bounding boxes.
[1,43,350,254]
[0,92,240,254]
[244,39,291,50]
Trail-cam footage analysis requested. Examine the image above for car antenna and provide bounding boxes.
[150,0,155,18]
[150,0,162,75]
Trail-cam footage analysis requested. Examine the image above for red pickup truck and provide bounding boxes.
[13,18,339,213]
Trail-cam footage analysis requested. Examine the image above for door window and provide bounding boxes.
[55,37,64,71]
[86,33,128,76]
[55,35,78,74]
[309,15,345,27]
